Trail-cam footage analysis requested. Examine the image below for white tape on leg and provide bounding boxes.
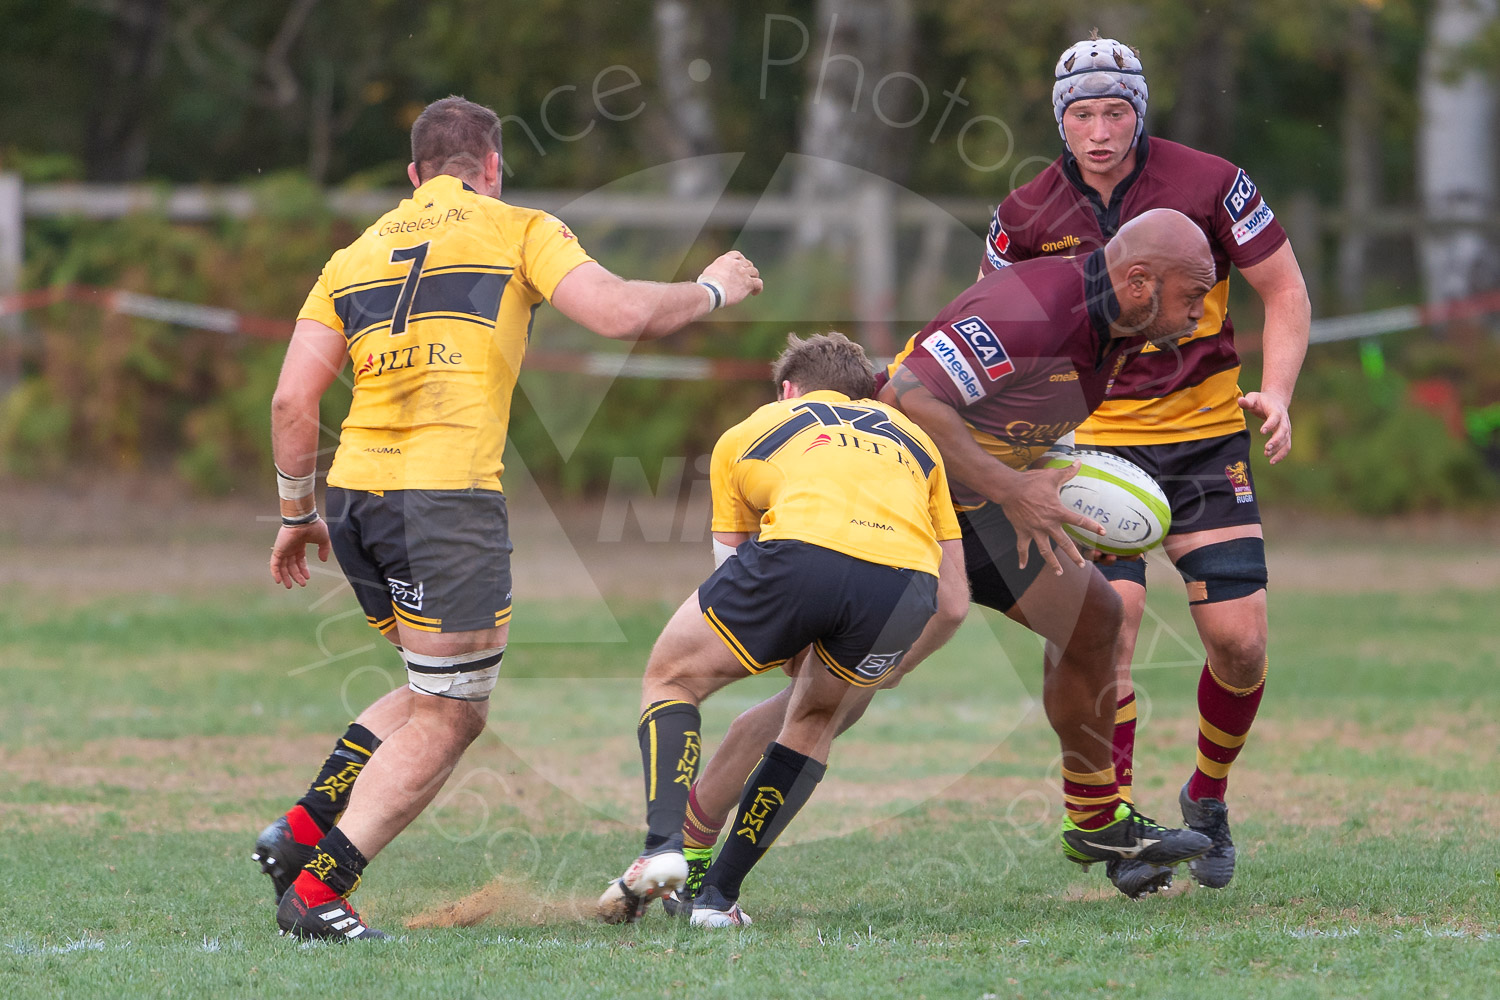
[404,646,505,701]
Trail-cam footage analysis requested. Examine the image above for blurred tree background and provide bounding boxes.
[0,0,1497,513]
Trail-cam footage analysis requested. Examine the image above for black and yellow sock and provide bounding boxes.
[293,825,369,906]
[638,700,701,851]
[296,723,381,833]
[700,742,826,903]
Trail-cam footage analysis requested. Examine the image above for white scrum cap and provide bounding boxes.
[1052,35,1149,143]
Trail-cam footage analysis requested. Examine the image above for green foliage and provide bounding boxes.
[0,377,71,476]
[3,0,1493,505]
[1252,350,1499,515]
[7,173,341,485]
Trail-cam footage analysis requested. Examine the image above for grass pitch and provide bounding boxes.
[1,569,1497,998]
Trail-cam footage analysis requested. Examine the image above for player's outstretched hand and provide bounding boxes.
[998,461,1104,576]
[270,519,331,588]
[700,251,763,306]
[1238,391,1292,464]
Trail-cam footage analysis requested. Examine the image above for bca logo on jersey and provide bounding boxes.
[1223,169,1259,222]
[986,215,1012,269]
[952,315,1015,381]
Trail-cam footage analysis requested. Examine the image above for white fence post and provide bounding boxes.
[0,173,21,316]
[0,172,23,390]
[852,180,897,357]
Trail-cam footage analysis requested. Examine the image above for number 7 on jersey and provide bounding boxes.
[388,241,430,336]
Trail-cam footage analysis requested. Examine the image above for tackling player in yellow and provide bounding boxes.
[596,331,967,927]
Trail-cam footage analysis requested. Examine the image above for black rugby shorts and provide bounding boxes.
[699,539,938,688]
[326,487,513,636]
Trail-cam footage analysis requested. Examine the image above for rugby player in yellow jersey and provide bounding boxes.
[595,332,967,928]
[257,96,762,940]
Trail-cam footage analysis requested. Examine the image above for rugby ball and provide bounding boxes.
[1040,449,1170,557]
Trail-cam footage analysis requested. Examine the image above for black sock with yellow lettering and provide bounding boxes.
[292,825,369,906]
[638,701,701,851]
[700,742,826,903]
[295,723,382,834]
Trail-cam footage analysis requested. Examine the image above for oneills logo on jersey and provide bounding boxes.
[986,216,1012,269]
[802,433,833,454]
[1040,235,1082,253]
[923,330,984,404]
[951,316,1015,381]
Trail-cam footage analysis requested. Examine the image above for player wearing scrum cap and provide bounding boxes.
[648,212,1220,921]
[979,33,1312,897]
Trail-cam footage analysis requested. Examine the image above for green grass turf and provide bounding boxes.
[1,584,1496,998]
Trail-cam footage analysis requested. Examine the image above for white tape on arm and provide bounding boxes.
[276,465,318,525]
[713,538,738,568]
[275,465,315,500]
[697,277,726,312]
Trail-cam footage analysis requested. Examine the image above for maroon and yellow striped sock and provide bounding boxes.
[1187,658,1266,802]
[682,785,724,851]
[1062,765,1121,830]
[1113,694,1137,805]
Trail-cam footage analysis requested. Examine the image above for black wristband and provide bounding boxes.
[281,510,320,527]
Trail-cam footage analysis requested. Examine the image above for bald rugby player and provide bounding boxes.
[981,33,1311,896]
[658,210,1220,908]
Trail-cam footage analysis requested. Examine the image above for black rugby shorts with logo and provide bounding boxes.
[699,539,938,688]
[325,488,513,636]
[1089,429,1264,586]
[957,502,1056,614]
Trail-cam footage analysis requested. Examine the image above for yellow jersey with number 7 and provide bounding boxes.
[298,174,594,492]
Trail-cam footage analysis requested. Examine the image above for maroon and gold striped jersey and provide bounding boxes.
[979,136,1286,447]
[891,251,1130,509]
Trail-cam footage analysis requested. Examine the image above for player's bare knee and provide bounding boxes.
[1210,635,1268,688]
[1075,574,1124,657]
[642,667,719,708]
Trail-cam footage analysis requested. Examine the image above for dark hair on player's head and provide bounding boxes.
[771,331,875,400]
[410,96,503,184]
